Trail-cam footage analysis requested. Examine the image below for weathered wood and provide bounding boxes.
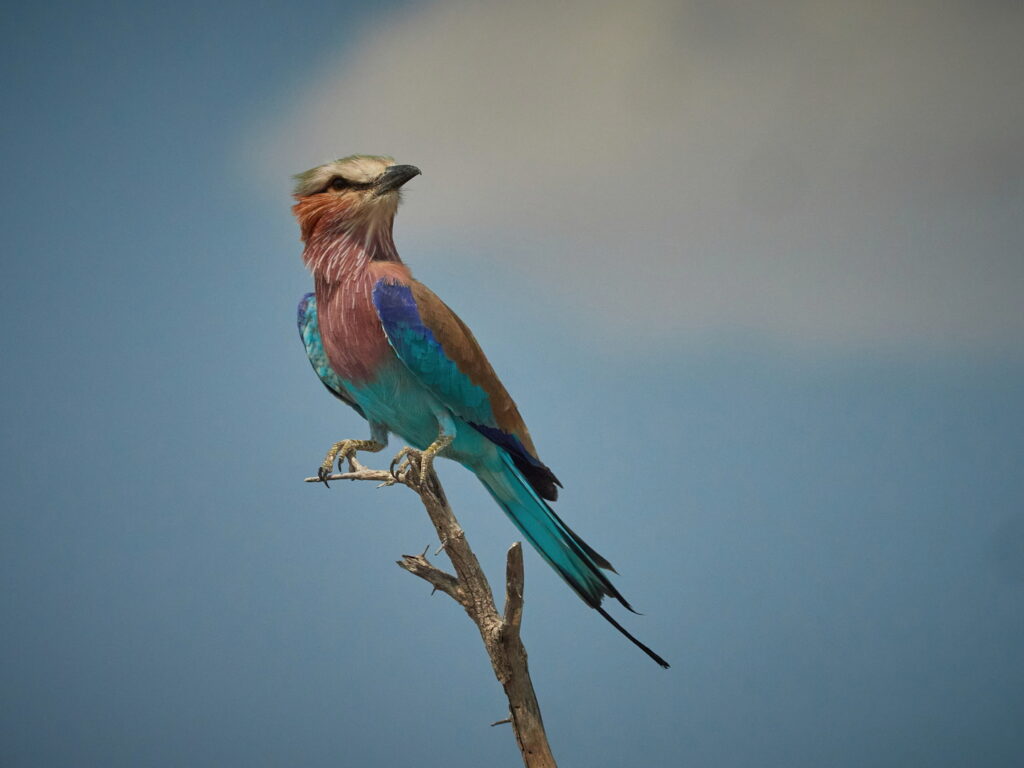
[308,456,558,768]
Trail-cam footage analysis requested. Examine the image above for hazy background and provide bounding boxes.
[2,1,1022,766]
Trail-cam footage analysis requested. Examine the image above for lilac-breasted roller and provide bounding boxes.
[293,155,668,668]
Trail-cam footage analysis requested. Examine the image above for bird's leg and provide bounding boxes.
[316,423,388,486]
[389,434,455,487]
[389,446,415,477]
[416,432,454,485]
[390,414,456,488]
[318,440,384,480]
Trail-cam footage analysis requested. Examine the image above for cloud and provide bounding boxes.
[254,0,1024,349]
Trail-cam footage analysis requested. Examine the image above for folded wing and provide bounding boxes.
[371,279,561,500]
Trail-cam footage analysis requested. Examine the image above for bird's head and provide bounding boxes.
[291,155,421,244]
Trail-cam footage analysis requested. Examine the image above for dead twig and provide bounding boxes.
[309,459,557,768]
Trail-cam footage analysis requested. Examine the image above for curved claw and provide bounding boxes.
[312,439,385,489]
[390,446,415,479]
[388,435,454,487]
[415,433,453,486]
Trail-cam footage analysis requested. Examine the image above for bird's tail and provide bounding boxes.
[476,451,669,668]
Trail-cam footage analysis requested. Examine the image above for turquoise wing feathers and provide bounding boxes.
[371,278,561,500]
[370,281,491,423]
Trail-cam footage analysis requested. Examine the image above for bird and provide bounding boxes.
[293,155,668,668]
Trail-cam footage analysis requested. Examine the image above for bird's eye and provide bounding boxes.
[329,177,351,191]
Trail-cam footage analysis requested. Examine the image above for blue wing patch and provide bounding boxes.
[372,281,535,441]
[470,422,558,477]
[372,280,493,424]
[373,279,561,500]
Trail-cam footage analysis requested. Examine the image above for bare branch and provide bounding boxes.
[503,543,525,637]
[304,469,394,484]
[396,552,464,603]
[310,456,557,768]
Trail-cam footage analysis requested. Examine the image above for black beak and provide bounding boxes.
[375,164,421,195]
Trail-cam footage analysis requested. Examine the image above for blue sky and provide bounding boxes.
[2,1,1022,766]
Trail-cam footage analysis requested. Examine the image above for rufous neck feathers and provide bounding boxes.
[294,195,402,281]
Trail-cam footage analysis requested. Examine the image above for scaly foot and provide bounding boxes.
[389,434,454,487]
[317,439,384,487]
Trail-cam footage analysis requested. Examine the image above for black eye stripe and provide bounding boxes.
[323,176,372,193]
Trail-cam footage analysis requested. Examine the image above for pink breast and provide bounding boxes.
[315,274,394,386]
